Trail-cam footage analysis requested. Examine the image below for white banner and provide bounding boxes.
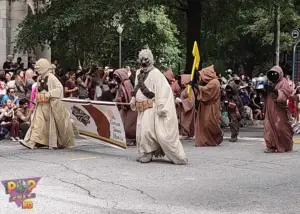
[62,99,127,149]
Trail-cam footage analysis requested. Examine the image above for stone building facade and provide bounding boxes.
[0,0,50,68]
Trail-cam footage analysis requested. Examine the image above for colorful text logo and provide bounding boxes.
[2,177,41,209]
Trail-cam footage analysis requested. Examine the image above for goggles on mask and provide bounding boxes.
[267,71,279,83]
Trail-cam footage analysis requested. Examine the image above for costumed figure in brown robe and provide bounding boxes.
[113,68,137,146]
[130,49,187,165]
[163,68,181,98]
[224,82,244,142]
[164,69,181,123]
[20,59,75,149]
[193,65,223,147]
[176,74,195,140]
[264,66,293,153]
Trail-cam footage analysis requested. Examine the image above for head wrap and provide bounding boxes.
[114,68,129,82]
[138,49,155,72]
[138,49,154,65]
[267,66,283,83]
[199,65,217,83]
[35,58,52,78]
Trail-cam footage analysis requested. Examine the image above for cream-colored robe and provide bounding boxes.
[135,68,186,164]
[24,73,75,149]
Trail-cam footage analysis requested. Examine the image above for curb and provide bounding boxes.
[224,137,300,144]
[223,137,264,142]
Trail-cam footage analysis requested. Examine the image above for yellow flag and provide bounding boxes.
[187,41,200,100]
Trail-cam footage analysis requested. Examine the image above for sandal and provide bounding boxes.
[264,149,276,153]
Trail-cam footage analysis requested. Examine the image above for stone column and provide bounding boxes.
[10,1,28,66]
[0,0,10,68]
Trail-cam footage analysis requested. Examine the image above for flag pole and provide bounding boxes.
[187,41,200,100]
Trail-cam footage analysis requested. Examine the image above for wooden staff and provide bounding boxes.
[115,102,130,106]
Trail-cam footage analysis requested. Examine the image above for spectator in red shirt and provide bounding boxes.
[64,72,78,98]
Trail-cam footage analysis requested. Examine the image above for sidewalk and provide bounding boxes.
[223,123,300,143]
[245,119,264,128]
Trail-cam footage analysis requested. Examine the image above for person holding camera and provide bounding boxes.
[64,72,79,98]
[264,66,293,153]
[76,70,90,100]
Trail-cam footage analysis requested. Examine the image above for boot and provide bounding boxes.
[264,148,276,153]
[19,140,35,149]
[139,153,153,163]
[229,137,238,142]
[176,158,188,165]
[136,155,142,162]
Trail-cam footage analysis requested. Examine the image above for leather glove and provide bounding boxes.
[130,97,136,111]
[188,81,197,88]
[265,84,278,94]
[157,110,167,117]
[175,97,182,104]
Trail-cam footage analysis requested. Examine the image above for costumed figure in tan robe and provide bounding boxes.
[264,66,293,153]
[20,59,75,150]
[176,74,195,140]
[224,82,244,142]
[113,68,137,146]
[130,49,187,165]
[193,65,223,147]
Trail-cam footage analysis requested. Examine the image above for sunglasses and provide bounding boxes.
[9,91,15,93]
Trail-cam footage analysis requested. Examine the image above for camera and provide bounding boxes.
[252,76,267,90]
[225,69,233,75]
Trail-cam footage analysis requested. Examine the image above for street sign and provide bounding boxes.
[291,29,300,39]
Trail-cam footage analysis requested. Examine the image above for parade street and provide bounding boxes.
[0,128,300,214]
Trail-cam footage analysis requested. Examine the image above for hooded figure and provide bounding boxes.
[113,68,137,145]
[225,82,244,142]
[164,69,181,122]
[194,65,223,147]
[264,66,293,153]
[163,69,181,98]
[130,49,187,165]
[176,74,195,139]
[20,58,75,150]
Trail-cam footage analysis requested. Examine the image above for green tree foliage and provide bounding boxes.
[14,0,182,72]
[12,0,300,75]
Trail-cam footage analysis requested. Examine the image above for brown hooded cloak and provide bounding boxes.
[178,74,195,138]
[114,69,137,142]
[264,66,293,152]
[225,82,244,139]
[195,65,223,147]
[163,69,181,98]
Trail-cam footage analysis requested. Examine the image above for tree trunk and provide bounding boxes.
[185,0,201,74]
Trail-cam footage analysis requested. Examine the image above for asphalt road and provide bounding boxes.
[0,133,300,214]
